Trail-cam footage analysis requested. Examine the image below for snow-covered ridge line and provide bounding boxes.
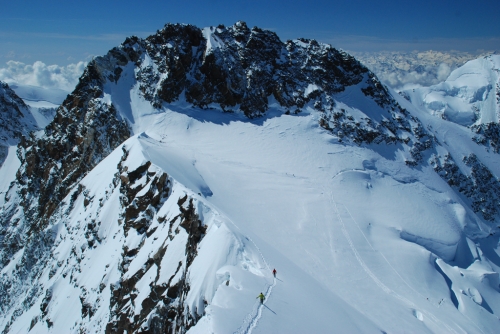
[0,136,271,333]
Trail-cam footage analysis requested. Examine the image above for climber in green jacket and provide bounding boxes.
[257,292,265,304]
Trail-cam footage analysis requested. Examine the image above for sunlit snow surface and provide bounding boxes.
[404,55,500,126]
[9,83,64,128]
[2,57,500,333]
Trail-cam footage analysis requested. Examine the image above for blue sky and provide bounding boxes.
[1,0,499,65]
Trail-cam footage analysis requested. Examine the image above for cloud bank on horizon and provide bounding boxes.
[0,50,496,94]
[354,50,495,90]
[0,60,87,92]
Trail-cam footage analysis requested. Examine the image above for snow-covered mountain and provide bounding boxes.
[0,82,39,166]
[8,83,68,106]
[1,22,500,333]
[403,55,500,152]
[0,80,59,206]
[8,83,66,128]
[0,80,62,165]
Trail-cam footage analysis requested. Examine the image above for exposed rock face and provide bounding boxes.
[432,153,500,221]
[104,151,206,334]
[97,21,373,118]
[472,123,500,153]
[0,63,131,267]
[0,140,211,333]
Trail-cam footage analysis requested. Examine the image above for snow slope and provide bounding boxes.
[4,90,500,333]
[8,83,64,128]
[403,55,500,126]
[0,81,38,168]
[2,24,500,334]
[0,124,381,333]
[8,83,67,106]
[132,98,500,333]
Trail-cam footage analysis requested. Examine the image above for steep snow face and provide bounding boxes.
[2,22,500,334]
[0,136,265,333]
[403,55,500,127]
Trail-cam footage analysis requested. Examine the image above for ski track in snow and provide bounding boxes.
[236,277,276,334]
[233,235,276,334]
[328,190,469,334]
[331,192,392,295]
[207,208,277,334]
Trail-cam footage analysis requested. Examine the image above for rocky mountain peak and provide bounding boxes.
[77,21,384,119]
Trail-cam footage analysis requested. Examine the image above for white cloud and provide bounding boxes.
[436,63,451,81]
[0,60,87,92]
[353,50,493,90]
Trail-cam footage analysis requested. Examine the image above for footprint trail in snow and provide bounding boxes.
[232,232,277,334]
[236,276,277,334]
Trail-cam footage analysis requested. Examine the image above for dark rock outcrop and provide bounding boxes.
[432,153,500,221]
[472,123,500,153]
[105,159,206,334]
[97,21,374,118]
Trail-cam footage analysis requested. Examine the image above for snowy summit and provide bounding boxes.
[1,22,500,333]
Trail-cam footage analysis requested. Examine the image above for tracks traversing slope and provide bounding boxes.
[234,235,276,334]
[236,277,277,334]
[330,185,468,333]
[328,187,478,334]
